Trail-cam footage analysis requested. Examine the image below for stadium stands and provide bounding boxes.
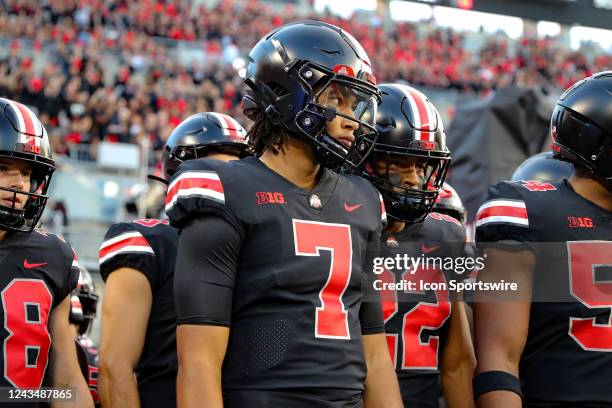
[1,0,610,162]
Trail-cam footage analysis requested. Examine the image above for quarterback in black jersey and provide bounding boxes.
[473,72,612,407]
[0,98,92,406]
[98,112,249,408]
[364,84,475,408]
[169,21,402,408]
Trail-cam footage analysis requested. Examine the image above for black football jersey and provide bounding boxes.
[380,213,466,408]
[167,156,386,406]
[0,230,79,395]
[99,219,178,408]
[476,180,612,404]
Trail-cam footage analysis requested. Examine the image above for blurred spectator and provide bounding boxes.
[44,200,70,241]
[0,0,609,162]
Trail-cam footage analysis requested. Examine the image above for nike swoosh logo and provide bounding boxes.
[344,202,363,212]
[23,260,48,269]
[421,244,441,254]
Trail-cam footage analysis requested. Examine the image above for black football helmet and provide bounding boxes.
[550,71,612,184]
[69,267,99,335]
[433,182,466,225]
[0,98,54,232]
[159,112,250,182]
[511,151,573,183]
[242,20,381,169]
[364,83,451,223]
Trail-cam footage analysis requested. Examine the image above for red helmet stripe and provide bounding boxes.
[2,98,26,135]
[221,113,247,139]
[209,112,239,140]
[1,98,42,147]
[406,87,433,142]
[14,101,35,136]
[396,86,421,141]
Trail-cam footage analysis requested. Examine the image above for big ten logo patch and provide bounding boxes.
[256,192,286,205]
[568,217,595,228]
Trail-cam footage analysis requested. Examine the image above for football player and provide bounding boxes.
[98,112,250,408]
[473,71,612,407]
[434,183,467,225]
[0,98,92,406]
[69,267,101,405]
[511,151,573,184]
[364,84,475,408]
[168,21,402,408]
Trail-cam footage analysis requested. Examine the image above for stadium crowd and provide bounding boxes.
[0,0,610,161]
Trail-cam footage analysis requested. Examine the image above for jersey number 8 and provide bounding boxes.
[2,279,52,388]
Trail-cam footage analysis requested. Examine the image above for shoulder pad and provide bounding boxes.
[475,181,532,243]
[427,212,466,241]
[99,222,156,280]
[165,158,239,229]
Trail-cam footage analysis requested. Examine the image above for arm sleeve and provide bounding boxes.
[359,225,385,335]
[475,182,532,244]
[98,223,158,287]
[165,159,243,233]
[174,216,241,326]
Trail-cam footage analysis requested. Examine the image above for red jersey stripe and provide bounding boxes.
[476,205,528,221]
[99,235,152,260]
[165,175,224,208]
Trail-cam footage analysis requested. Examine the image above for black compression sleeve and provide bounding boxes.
[174,216,241,326]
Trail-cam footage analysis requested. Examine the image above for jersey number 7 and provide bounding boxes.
[293,220,353,340]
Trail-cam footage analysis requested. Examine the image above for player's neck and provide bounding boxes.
[0,230,5,241]
[569,173,612,212]
[260,139,321,191]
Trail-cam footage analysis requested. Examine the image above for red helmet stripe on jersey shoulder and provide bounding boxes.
[475,199,528,227]
[165,170,225,212]
[99,231,154,265]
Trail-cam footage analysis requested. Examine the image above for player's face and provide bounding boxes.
[317,83,371,148]
[0,157,32,210]
[374,155,427,190]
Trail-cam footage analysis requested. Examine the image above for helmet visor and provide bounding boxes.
[315,80,377,132]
